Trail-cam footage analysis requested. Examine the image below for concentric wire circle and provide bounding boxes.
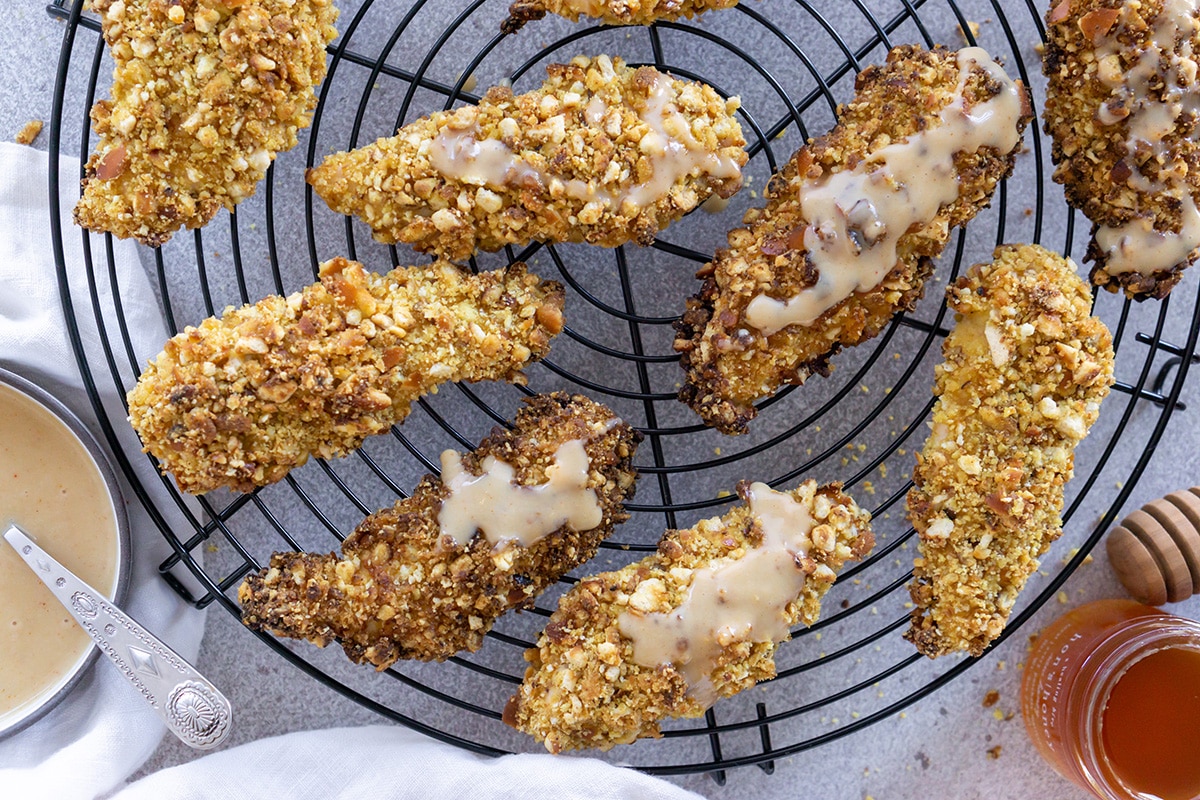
[48,0,1200,775]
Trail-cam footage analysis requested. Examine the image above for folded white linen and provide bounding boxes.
[108,725,703,800]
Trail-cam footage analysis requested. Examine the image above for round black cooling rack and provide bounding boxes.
[46,0,1200,778]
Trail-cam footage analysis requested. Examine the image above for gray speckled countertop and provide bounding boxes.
[6,1,1200,797]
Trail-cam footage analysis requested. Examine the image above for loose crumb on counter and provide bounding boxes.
[14,120,42,146]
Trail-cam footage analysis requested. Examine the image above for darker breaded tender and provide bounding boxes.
[503,0,737,33]
[906,245,1114,658]
[675,45,1031,434]
[238,393,641,668]
[308,55,746,262]
[1043,0,1200,298]
[506,479,872,752]
[128,258,564,494]
[75,0,338,246]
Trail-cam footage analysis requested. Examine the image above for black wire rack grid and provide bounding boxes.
[45,0,1200,781]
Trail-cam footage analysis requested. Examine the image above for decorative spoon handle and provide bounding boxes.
[3,525,231,750]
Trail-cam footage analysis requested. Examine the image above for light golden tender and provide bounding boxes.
[1043,0,1200,298]
[506,480,873,753]
[239,393,641,669]
[906,244,1115,658]
[308,55,746,262]
[503,0,737,33]
[128,258,564,494]
[76,0,339,246]
[675,45,1032,434]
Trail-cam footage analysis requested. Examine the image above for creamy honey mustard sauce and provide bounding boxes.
[1093,0,1200,276]
[0,383,119,719]
[428,73,741,214]
[437,439,602,548]
[744,47,1024,335]
[617,483,842,707]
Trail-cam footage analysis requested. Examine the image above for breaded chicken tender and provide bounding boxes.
[906,245,1114,658]
[239,393,641,669]
[75,0,339,246]
[675,45,1031,434]
[506,479,873,752]
[503,0,737,33]
[1043,0,1200,298]
[308,55,746,262]
[128,258,564,494]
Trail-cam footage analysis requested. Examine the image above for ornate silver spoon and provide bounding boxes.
[3,525,231,750]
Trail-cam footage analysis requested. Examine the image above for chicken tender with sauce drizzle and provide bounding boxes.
[239,393,641,668]
[675,45,1031,434]
[505,479,873,752]
[75,0,339,247]
[503,0,737,33]
[906,245,1114,658]
[307,55,746,262]
[1043,0,1200,298]
[128,258,564,494]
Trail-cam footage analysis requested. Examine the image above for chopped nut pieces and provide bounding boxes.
[506,479,873,752]
[128,258,564,494]
[239,393,641,668]
[503,0,737,33]
[906,244,1114,658]
[308,55,746,262]
[1043,0,1200,298]
[675,45,1031,434]
[75,0,339,246]
[14,120,42,146]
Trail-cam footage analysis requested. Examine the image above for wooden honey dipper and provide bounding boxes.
[1106,488,1200,605]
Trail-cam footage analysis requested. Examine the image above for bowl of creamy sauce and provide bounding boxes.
[0,368,129,739]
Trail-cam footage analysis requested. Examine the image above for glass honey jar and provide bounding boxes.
[1021,599,1200,800]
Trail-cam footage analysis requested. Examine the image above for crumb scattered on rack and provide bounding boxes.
[982,689,1000,708]
[987,745,1003,760]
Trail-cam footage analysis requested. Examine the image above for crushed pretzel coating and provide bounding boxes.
[506,479,873,752]
[75,0,339,246]
[906,244,1114,658]
[308,55,746,262]
[128,258,564,494]
[239,393,641,668]
[1043,0,1200,298]
[675,45,1031,434]
[503,0,737,33]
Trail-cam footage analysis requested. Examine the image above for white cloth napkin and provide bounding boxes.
[109,726,702,800]
[0,141,205,799]
[0,141,702,800]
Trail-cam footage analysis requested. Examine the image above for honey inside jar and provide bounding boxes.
[1100,645,1200,800]
[1022,599,1200,800]
[0,382,120,726]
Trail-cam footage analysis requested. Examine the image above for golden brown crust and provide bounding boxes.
[1043,0,1200,298]
[506,480,873,752]
[127,259,564,494]
[905,244,1114,658]
[75,0,338,246]
[238,393,642,668]
[674,45,1031,434]
[502,0,738,33]
[308,55,746,262]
